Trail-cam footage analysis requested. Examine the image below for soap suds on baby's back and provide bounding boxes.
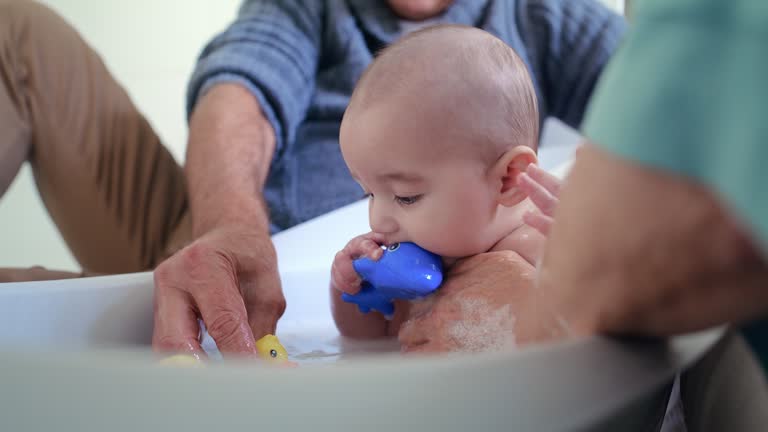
[448,297,516,352]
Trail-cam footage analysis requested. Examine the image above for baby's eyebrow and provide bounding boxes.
[377,172,424,182]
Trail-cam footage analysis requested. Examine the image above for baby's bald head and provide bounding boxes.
[347,25,539,163]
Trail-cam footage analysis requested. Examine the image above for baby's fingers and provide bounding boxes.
[523,211,554,236]
[527,164,562,196]
[331,251,362,294]
[348,235,384,261]
[331,234,384,294]
[518,171,558,216]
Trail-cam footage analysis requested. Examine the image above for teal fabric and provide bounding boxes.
[582,0,768,372]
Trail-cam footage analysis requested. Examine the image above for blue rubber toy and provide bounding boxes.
[341,242,443,318]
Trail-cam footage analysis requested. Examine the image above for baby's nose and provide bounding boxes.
[370,216,397,234]
[369,206,398,234]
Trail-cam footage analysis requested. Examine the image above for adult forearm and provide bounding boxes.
[185,83,275,237]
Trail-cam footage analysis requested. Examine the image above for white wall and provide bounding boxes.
[0,0,623,272]
[0,0,240,271]
[601,0,625,15]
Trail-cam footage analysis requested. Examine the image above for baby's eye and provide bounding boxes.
[395,195,422,206]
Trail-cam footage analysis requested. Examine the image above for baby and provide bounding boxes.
[331,24,558,340]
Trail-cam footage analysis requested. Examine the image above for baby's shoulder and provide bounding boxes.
[489,225,545,267]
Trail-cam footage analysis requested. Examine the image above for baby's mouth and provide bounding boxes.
[378,236,402,248]
[441,256,459,269]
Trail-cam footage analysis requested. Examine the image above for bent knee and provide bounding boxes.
[0,0,74,42]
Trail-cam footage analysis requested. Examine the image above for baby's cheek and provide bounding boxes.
[410,205,488,256]
[420,229,489,259]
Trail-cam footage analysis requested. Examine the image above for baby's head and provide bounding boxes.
[340,25,539,259]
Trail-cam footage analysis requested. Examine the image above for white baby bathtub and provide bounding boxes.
[0,197,723,432]
[0,121,724,430]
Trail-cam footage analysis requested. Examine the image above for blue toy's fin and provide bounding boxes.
[341,282,395,317]
[341,292,354,303]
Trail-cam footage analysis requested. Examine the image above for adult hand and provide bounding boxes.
[152,225,285,358]
[536,144,768,339]
[398,251,560,353]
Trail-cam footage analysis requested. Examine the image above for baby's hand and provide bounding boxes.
[331,232,385,294]
[518,164,562,235]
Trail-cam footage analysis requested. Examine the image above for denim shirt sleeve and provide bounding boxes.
[186,0,323,160]
[522,0,626,129]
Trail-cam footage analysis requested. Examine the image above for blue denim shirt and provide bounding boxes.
[187,0,625,233]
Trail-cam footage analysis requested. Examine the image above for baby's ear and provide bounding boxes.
[492,146,538,207]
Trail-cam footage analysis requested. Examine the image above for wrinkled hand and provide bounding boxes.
[331,232,385,294]
[152,225,285,358]
[398,251,559,353]
[537,145,768,338]
[518,164,562,236]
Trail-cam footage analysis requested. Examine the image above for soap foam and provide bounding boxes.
[447,296,516,353]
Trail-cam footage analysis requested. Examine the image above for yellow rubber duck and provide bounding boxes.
[256,334,296,367]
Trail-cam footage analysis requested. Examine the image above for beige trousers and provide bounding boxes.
[0,0,190,281]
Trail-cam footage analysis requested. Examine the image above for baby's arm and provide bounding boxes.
[330,233,408,338]
[331,291,409,338]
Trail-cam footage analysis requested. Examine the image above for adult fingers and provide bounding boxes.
[152,270,206,358]
[241,269,286,340]
[159,243,258,356]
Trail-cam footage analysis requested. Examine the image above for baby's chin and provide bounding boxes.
[388,237,491,263]
[440,256,460,269]
[426,245,490,265]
